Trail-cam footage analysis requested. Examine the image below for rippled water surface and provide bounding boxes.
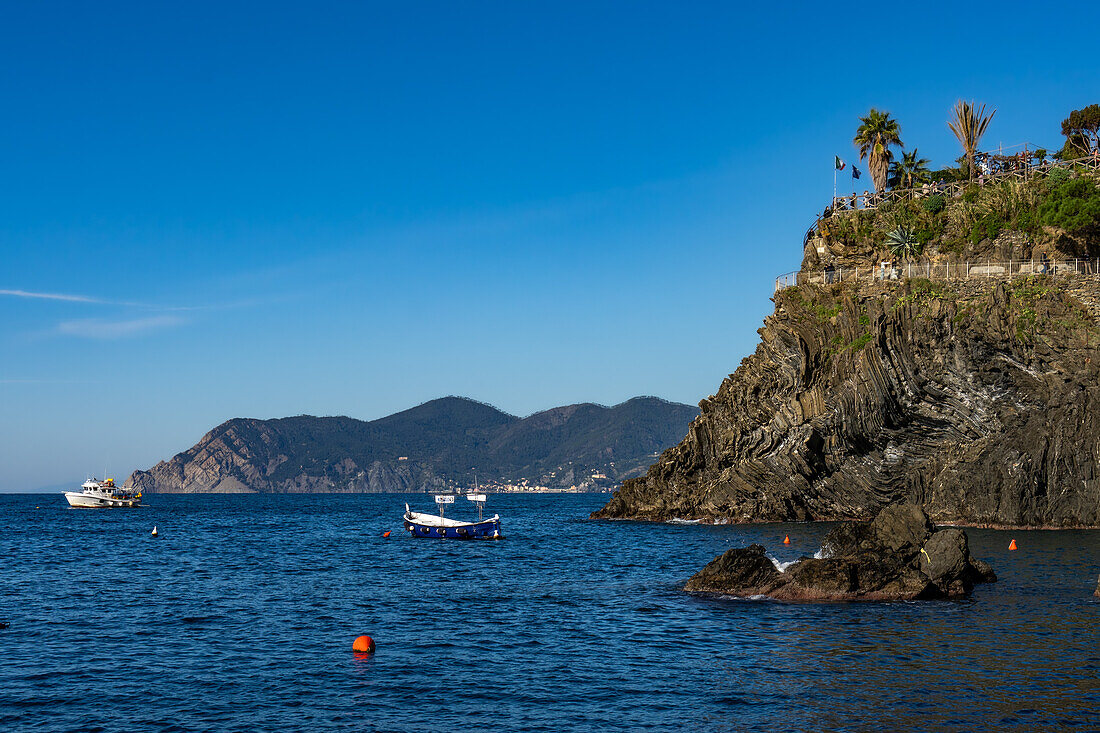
[2,493,1099,731]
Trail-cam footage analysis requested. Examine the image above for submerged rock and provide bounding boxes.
[684,503,996,601]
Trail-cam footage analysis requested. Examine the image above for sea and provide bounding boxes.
[1,493,1098,732]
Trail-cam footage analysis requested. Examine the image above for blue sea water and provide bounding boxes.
[1,493,1099,732]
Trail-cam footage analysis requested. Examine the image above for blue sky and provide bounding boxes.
[2,1,1099,490]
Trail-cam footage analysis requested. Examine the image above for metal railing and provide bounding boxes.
[775,259,1100,292]
[829,154,1100,214]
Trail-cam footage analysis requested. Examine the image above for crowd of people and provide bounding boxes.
[826,147,1100,216]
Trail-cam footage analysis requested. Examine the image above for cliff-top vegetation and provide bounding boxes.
[815,102,1100,269]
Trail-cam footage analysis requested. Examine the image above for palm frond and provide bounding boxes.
[948,100,996,179]
[854,108,904,192]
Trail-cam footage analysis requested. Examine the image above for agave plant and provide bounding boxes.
[886,227,922,260]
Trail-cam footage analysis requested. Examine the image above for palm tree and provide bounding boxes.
[854,109,903,192]
[948,100,996,180]
[888,149,932,189]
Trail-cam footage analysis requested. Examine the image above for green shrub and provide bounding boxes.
[788,289,842,324]
[850,333,873,351]
[1016,210,1035,231]
[1037,178,1100,233]
[1046,167,1070,188]
[922,194,946,214]
[969,214,1005,245]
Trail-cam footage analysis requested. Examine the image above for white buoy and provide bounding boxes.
[151,526,158,537]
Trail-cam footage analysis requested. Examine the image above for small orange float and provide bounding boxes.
[1009,539,1018,551]
[382,531,391,538]
[783,535,791,545]
[352,635,376,654]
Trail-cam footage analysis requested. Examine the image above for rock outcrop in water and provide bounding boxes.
[596,275,1100,527]
[684,504,996,601]
[127,396,697,493]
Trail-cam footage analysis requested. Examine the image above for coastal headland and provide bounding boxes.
[597,114,1100,528]
[126,396,697,494]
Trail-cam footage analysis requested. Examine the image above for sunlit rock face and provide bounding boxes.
[596,277,1100,527]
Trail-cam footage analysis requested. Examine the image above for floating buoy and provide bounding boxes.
[1009,539,1017,551]
[352,635,376,654]
[151,526,159,537]
[783,535,791,545]
[382,531,391,538]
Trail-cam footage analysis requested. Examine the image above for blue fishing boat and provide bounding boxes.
[403,491,502,540]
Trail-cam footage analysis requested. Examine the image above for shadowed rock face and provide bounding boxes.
[596,278,1100,527]
[684,504,997,601]
[681,545,784,596]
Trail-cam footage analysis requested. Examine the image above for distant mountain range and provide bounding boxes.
[126,396,699,493]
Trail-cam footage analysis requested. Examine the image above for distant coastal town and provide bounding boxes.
[447,471,616,494]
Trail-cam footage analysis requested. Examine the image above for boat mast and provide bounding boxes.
[474,473,482,520]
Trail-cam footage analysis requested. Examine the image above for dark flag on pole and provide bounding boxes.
[834,156,846,171]
[852,165,861,180]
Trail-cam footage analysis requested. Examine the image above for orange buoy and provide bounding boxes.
[382,531,391,538]
[783,535,791,545]
[1009,539,1018,551]
[352,635,376,654]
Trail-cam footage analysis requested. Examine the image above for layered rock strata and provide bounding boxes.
[597,276,1100,526]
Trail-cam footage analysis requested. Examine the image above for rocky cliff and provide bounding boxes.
[127,396,698,493]
[595,275,1100,526]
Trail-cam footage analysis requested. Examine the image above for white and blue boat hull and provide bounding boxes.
[403,510,502,540]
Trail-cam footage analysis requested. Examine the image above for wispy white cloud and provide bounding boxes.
[0,288,106,304]
[1,286,260,312]
[0,379,97,384]
[56,315,186,339]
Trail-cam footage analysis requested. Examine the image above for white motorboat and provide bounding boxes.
[64,478,142,508]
